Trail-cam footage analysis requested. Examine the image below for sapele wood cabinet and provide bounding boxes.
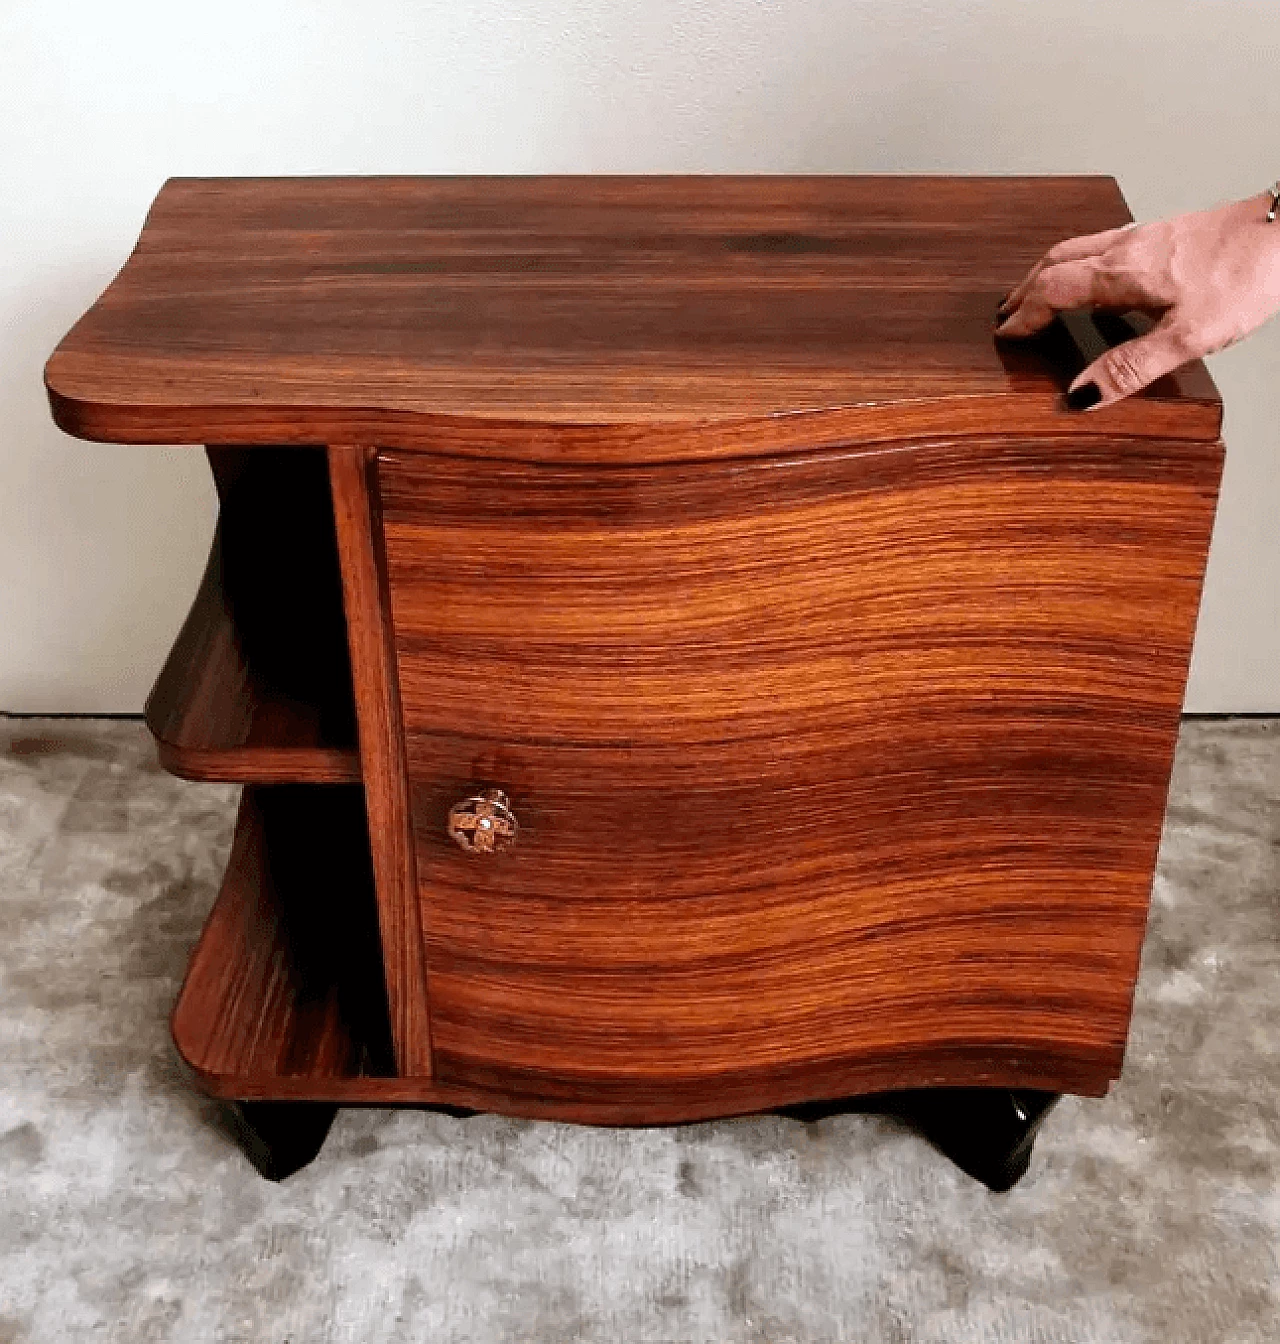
[45,176,1223,1186]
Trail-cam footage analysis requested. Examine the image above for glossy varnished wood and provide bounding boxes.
[167,786,1083,1119]
[45,176,1220,448]
[377,434,1222,1103]
[172,786,395,1089]
[145,448,360,783]
[47,177,1228,1153]
[329,445,432,1078]
[176,785,1102,1115]
[172,782,1097,1114]
[380,437,1222,745]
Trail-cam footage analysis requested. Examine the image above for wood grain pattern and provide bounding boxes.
[380,439,1220,745]
[329,444,432,1078]
[171,785,395,1088]
[53,176,1228,1125]
[171,781,1106,1109]
[378,433,1222,1103]
[44,176,1221,450]
[145,448,360,783]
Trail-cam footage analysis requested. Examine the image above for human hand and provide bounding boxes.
[995,190,1280,408]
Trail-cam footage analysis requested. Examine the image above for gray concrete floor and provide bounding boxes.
[1,716,1278,1343]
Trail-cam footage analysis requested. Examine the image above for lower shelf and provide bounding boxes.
[172,785,396,1094]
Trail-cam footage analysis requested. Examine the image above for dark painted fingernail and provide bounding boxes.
[1066,381,1102,411]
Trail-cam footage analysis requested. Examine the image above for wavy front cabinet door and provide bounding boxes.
[376,432,1220,1115]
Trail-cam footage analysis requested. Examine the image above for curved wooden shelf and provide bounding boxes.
[172,786,394,1092]
[146,446,361,785]
[145,529,360,784]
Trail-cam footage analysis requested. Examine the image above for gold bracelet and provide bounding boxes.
[1267,181,1280,222]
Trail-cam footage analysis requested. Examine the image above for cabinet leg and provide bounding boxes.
[222,1101,338,1181]
[903,1088,1060,1191]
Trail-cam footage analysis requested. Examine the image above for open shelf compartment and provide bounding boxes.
[172,784,397,1099]
[145,447,360,784]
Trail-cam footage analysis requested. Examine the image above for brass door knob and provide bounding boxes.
[447,788,518,853]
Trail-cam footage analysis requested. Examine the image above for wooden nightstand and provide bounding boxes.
[45,176,1223,1189]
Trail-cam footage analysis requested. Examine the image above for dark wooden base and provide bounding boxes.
[778,1088,1060,1190]
[222,1101,339,1181]
[896,1088,1060,1191]
[217,1091,1060,1187]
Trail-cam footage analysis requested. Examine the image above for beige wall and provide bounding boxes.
[3,0,1277,712]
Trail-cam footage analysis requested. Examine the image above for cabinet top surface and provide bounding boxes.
[45,176,1222,452]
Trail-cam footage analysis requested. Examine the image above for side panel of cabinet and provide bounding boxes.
[377,436,1221,1109]
[330,445,433,1078]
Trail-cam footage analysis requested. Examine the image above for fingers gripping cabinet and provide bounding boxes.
[45,177,1223,1184]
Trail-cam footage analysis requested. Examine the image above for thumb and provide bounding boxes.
[1068,314,1197,409]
